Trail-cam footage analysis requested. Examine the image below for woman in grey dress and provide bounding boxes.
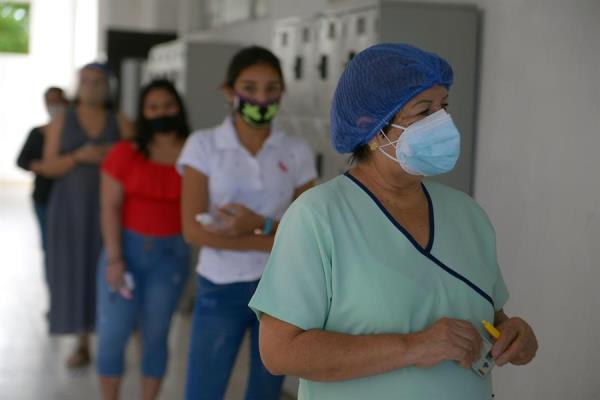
[41,63,134,368]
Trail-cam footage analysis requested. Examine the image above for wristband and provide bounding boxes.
[262,217,274,236]
[254,217,274,236]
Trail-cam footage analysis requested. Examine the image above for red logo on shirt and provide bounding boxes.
[278,161,288,173]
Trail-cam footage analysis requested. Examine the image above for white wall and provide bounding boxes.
[473,0,600,398]
[192,0,600,398]
[99,0,179,32]
[0,0,98,183]
[97,0,179,56]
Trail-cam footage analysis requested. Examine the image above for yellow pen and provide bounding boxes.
[482,320,501,340]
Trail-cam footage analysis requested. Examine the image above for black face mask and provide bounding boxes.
[147,115,180,134]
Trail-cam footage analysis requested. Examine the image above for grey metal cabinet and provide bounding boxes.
[272,1,481,195]
[144,39,243,131]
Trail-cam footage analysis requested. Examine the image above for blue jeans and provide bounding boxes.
[185,276,284,400]
[33,202,48,282]
[96,230,189,378]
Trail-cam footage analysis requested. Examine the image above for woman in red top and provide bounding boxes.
[96,80,190,400]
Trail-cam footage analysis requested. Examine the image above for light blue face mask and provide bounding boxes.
[378,109,461,176]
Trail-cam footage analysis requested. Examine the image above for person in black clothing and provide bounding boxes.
[16,86,68,282]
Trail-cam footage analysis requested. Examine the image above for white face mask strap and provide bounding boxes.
[388,123,406,130]
[378,122,406,147]
[379,129,394,145]
[377,128,400,162]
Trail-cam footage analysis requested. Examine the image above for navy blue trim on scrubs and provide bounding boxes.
[344,172,495,309]
[423,185,435,253]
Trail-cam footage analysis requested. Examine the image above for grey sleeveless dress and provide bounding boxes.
[46,107,120,334]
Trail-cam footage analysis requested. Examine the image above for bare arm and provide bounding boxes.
[41,113,78,177]
[259,314,483,382]
[181,166,275,251]
[117,112,136,140]
[293,180,315,199]
[100,172,124,263]
[259,314,417,382]
[214,179,316,237]
[100,172,127,288]
[494,309,509,325]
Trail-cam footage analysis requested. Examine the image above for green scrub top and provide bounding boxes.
[249,173,509,400]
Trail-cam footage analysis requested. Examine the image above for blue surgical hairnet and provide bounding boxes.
[331,43,453,153]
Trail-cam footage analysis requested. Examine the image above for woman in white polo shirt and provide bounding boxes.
[178,46,317,400]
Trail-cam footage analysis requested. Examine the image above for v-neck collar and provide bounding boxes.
[343,171,497,310]
[343,171,435,254]
[73,106,108,141]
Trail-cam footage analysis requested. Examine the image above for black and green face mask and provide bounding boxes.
[234,94,280,127]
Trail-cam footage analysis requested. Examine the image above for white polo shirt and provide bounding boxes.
[177,116,317,284]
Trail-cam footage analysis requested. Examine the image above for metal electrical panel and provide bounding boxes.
[274,18,319,118]
[314,15,344,121]
[272,1,481,195]
[144,39,244,131]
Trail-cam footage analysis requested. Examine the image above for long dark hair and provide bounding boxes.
[135,79,190,157]
[223,46,285,89]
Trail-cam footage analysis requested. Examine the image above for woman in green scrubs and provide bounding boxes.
[249,43,538,399]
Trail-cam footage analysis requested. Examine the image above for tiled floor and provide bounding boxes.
[0,184,295,400]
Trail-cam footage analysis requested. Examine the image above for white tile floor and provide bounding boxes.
[0,184,295,400]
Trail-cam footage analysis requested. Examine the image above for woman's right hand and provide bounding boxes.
[105,259,126,291]
[409,317,482,369]
[74,144,108,164]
